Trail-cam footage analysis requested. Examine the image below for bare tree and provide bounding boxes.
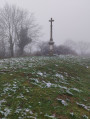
[18,27,31,56]
[55,45,77,55]
[0,39,5,58]
[0,4,41,57]
[38,41,49,55]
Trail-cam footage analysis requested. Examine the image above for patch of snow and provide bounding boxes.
[3,82,18,94]
[70,112,74,116]
[4,108,11,117]
[66,89,73,96]
[64,72,68,76]
[10,74,13,75]
[17,93,24,98]
[0,108,11,117]
[76,102,90,111]
[57,98,68,106]
[55,64,58,67]
[30,78,39,83]
[46,83,52,88]
[70,88,82,92]
[23,116,36,119]
[44,114,56,119]
[86,66,89,69]
[25,89,29,93]
[0,99,6,106]
[83,99,87,102]
[55,73,64,80]
[37,72,43,76]
[59,81,69,85]
[15,108,22,113]
[24,108,33,115]
[82,115,88,119]
[59,85,67,90]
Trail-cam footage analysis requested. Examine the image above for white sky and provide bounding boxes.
[0,0,90,45]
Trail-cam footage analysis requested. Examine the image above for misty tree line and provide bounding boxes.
[0,4,40,58]
[0,4,90,58]
[36,40,90,56]
[36,41,77,56]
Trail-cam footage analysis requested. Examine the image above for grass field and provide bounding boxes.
[0,56,90,119]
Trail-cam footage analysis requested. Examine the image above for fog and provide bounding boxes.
[0,0,90,57]
[0,0,90,45]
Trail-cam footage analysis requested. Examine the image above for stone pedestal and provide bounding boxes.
[49,41,54,56]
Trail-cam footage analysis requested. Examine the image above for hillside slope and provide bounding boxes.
[0,56,90,119]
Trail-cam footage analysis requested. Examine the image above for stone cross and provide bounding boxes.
[49,18,54,41]
[49,18,54,56]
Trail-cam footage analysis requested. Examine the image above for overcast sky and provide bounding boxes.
[0,0,90,45]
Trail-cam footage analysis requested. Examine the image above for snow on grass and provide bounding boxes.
[0,108,11,117]
[15,108,22,114]
[45,82,52,88]
[15,108,33,114]
[25,88,29,93]
[0,99,6,106]
[30,78,39,83]
[17,93,24,98]
[57,98,68,106]
[3,82,18,94]
[15,108,35,119]
[82,115,89,119]
[44,114,56,119]
[59,81,69,85]
[37,72,43,76]
[20,116,36,119]
[0,56,89,118]
[29,77,82,97]
[70,88,82,93]
[66,89,73,96]
[76,102,90,111]
[55,73,64,80]
[70,112,74,116]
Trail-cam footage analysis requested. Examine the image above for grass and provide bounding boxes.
[0,56,90,119]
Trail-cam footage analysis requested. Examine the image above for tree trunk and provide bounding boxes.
[19,47,24,56]
[9,35,14,57]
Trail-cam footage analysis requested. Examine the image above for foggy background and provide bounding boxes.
[0,0,90,44]
[0,0,90,57]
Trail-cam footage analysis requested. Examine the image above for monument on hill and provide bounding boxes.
[49,18,54,56]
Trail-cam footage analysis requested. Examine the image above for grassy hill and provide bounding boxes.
[0,56,90,119]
